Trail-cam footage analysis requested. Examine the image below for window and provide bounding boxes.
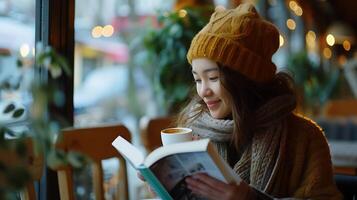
[74,0,174,130]
[73,0,174,199]
[0,0,36,135]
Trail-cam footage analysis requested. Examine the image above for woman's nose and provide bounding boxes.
[199,82,213,97]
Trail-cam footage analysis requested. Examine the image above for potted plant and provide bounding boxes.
[287,51,340,116]
[0,43,87,199]
[132,5,213,114]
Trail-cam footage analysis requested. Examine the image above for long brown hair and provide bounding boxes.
[175,63,297,150]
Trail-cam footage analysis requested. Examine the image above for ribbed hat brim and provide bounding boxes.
[187,33,276,82]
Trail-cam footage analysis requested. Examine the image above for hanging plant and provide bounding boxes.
[0,43,88,199]
[132,6,213,114]
[287,51,340,114]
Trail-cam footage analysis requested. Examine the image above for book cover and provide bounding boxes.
[112,136,240,200]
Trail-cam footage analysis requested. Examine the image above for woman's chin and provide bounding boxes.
[209,110,223,119]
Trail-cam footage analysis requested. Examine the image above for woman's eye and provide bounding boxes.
[209,77,219,81]
[194,79,202,83]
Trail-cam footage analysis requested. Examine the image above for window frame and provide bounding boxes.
[36,0,74,199]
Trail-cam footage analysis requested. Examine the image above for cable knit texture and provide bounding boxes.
[189,112,342,199]
[187,3,280,82]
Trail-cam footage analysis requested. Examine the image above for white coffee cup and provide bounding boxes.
[160,127,193,146]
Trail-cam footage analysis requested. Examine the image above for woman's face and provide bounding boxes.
[192,58,232,119]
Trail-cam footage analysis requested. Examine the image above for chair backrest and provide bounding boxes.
[0,138,44,200]
[324,99,357,117]
[140,116,173,153]
[55,124,131,200]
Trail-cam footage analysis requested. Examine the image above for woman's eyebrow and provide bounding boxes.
[192,68,218,74]
[203,68,219,73]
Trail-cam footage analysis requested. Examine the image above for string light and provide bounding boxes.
[20,43,30,57]
[343,40,351,51]
[306,30,316,49]
[288,1,303,16]
[286,19,296,30]
[326,34,335,46]
[102,25,114,37]
[323,47,332,59]
[289,1,298,11]
[92,26,102,38]
[178,9,187,18]
[279,35,284,47]
[295,6,303,16]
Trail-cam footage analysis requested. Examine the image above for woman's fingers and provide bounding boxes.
[185,175,222,200]
[137,171,145,181]
[190,173,228,193]
[185,173,249,200]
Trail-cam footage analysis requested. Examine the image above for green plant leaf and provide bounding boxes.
[3,103,15,114]
[12,108,25,118]
[47,149,66,169]
[67,151,88,169]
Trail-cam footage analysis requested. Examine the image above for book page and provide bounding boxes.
[149,151,226,200]
[111,136,144,168]
[144,139,210,167]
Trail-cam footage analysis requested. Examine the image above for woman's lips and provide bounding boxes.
[206,100,220,109]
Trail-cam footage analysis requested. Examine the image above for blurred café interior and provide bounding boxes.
[0,0,356,199]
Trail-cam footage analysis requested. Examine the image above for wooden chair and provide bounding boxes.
[334,166,357,176]
[55,124,131,200]
[140,116,173,153]
[0,138,44,200]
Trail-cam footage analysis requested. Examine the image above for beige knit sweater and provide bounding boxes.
[190,113,342,199]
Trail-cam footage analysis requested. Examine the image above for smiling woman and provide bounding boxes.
[191,58,232,119]
[169,3,343,200]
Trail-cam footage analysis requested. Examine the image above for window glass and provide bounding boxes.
[74,0,173,129]
[74,0,174,199]
[0,0,36,135]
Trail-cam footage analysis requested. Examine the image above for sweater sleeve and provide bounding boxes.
[291,124,342,200]
[251,121,342,200]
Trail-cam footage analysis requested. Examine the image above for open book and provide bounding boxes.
[112,136,241,200]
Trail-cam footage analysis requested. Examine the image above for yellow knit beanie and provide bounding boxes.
[187,3,280,82]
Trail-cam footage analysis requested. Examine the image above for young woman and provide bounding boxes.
[176,3,342,200]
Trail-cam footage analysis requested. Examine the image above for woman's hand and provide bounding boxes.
[137,171,145,181]
[185,173,254,200]
[137,171,157,197]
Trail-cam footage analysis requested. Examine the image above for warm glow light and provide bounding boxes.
[286,19,296,30]
[178,9,187,18]
[279,35,284,47]
[307,31,316,40]
[338,55,347,66]
[306,31,316,49]
[323,47,332,59]
[326,34,335,46]
[92,26,102,38]
[102,25,114,37]
[295,6,303,16]
[343,40,351,51]
[289,1,298,11]
[20,43,30,57]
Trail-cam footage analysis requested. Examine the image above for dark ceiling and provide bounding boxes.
[328,0,357,29]
[305,0,357,34]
